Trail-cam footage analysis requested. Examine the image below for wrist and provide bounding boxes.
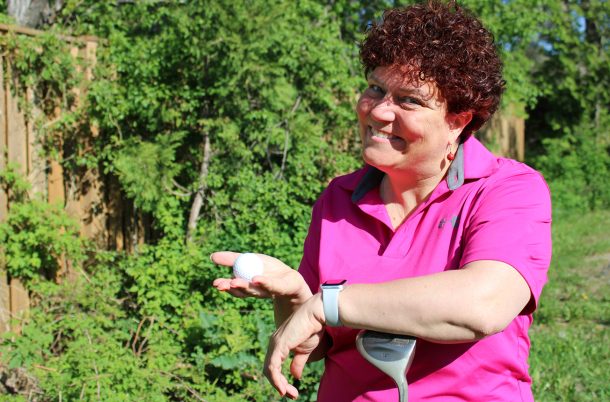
[310,292,326,325]
[320,279,347,327]
[275,283,312,305]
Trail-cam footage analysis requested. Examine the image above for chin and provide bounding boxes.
[361,152,391,172]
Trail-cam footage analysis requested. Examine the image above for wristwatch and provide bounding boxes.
[320,279,347,327]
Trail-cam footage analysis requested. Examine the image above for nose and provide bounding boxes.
[369,101,396,123]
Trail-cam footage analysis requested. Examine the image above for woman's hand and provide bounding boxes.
[211,251,311,303]
[263,293,326,400]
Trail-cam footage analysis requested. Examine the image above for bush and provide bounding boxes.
[533,120,610,214]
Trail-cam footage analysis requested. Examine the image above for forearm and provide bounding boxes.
[338,261,530,343]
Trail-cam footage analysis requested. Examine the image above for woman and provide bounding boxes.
[212,1,551,401]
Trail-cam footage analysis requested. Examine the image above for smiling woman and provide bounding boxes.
[360,3,505,137]
[357,65,470,195]
[211,1,552,401]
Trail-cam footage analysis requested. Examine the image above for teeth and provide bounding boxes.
[370,128,393,139]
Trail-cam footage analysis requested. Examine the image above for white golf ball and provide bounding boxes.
[233,253,264,282]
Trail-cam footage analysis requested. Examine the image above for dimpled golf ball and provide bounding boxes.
[233,253,264,282]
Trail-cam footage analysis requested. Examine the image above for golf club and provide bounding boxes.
[356,330,417,402]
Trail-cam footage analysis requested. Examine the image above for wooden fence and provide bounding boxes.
[478,109,525,161]
[0,23,103,333]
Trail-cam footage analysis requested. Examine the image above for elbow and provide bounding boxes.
[465,310,511,340]
[469,323,503,340]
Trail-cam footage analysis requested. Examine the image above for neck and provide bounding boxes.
[380,164,450,228]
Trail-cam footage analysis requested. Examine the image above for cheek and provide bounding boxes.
[356,96,373,120]
[397,115,428,141]
[419,115,451,139]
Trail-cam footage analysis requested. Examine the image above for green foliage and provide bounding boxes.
[2,3,351,397]
[461,0,547,112]
[0,166,85,283]
[0,199,84,283]
[534,123,610,212]
[57,0,363,244]
[1,258,223,401]
[0,163,31,202]
[524,0,610,210]
[111,135,183,214]
[0,28,81,116]
[121,240,206,323]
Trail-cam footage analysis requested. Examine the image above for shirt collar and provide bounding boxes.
[461,134,499,180]
[347,135,499,202]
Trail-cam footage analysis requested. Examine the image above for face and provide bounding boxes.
[356,65,470,180]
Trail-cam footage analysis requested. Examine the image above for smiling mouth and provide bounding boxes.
[368,127,402,141]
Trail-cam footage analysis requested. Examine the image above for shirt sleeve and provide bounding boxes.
[298,193,325,295]
[460,169,552,314]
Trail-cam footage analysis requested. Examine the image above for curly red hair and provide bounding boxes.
[360,0,505,137]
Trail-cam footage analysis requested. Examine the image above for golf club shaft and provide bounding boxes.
[398,381,407,402]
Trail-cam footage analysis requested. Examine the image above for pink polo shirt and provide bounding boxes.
[298,136,552,401]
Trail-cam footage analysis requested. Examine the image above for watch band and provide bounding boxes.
[321,280,346,327]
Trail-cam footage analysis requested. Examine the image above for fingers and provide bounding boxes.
[264,317,319,399]
[213,278,271,298]
[285,383,299,400]
[263,350,286,396]
[263,353,300,399]
[212,278,231,290]
[264,344,299,400]
[290,352,310,380]
[251,275,285,296]
[210,251,240,267]
[213,278,249,292]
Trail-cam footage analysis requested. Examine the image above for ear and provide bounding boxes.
[446,111,473,143]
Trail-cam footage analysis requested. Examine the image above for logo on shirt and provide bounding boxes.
[438,215,460,229]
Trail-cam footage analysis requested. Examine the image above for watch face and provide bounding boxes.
[324,279,347,286]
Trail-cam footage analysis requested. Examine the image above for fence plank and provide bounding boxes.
[0,59,10,333]
[0,272,9,333]
[6,76,28,174]
[4,63,31,332]
[9,278,29,333]
[0,59,7,219]
[26,87,46,197]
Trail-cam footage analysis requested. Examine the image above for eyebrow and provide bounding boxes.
[368,75,428,98]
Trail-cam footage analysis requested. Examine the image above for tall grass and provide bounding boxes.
[531,209,610,401]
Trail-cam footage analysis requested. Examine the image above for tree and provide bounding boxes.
[525,0,610,210]
[7,0,63,27]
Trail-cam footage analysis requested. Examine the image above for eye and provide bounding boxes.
[397,96,422,107]
[366,84,385,96]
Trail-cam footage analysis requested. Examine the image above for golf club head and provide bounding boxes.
[356,330,416,402]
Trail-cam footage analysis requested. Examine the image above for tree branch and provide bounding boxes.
[186,132,211,243]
